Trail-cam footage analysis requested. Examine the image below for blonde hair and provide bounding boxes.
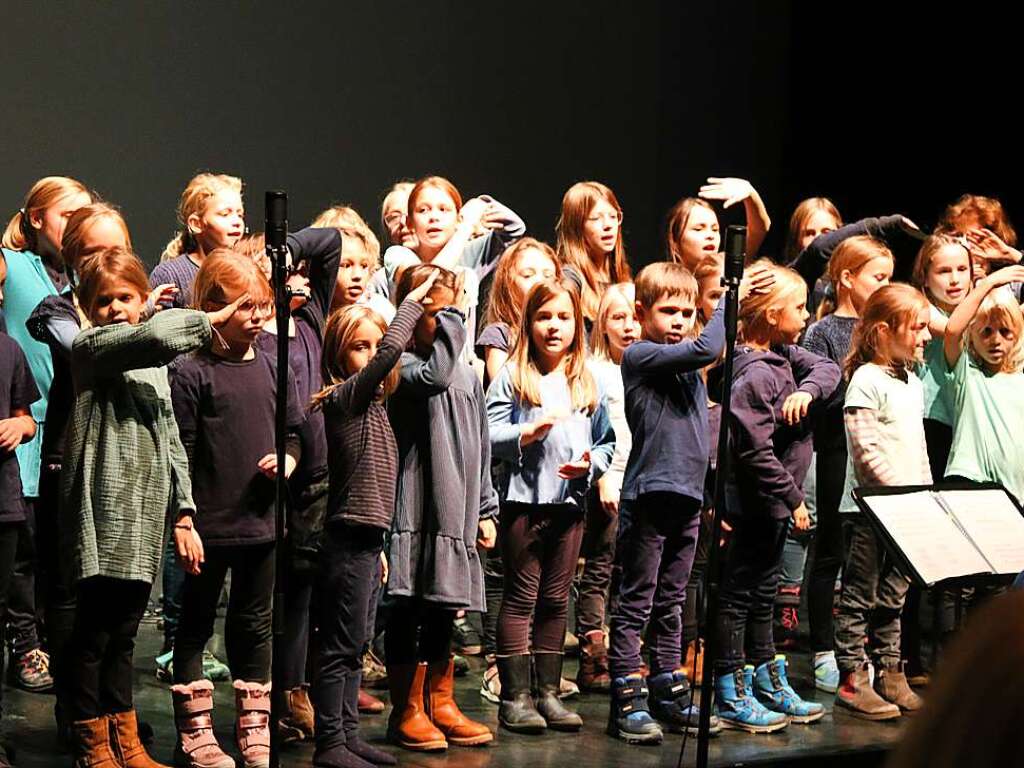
[161,173,243,262]
[844,283,929,380]
[912,234,972,304]
[233,232,270,278]
[664,197,716,267]
[61,203,131,274]
[785,197,843,264]
[313,304,398,408]
[589,282,635,362]
[817,235,894,319]
[191,248,273,312]
[509,281,597,413]
[967,288,1024,374]
[381,181,415,235]
[738,259,807,344]
[556,181,632,321]
[76,247,150,321]
[634,261,697,311]
[485,238,561,330]
[2,176,91,252]
[313,204,382,267]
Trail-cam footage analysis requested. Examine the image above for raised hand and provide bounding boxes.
[406,270,440,305]
[966,228,1022,266]
[699,177,755,209]
[206,292,250,327]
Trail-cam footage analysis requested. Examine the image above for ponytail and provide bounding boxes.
[1,176,91,252]
[1,209,29,251]
[160,232,189,263]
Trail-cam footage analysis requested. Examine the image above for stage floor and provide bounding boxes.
[4,619,903,768]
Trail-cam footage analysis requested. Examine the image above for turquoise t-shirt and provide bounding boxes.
[944,350,1024,503]
[918,307,954,426]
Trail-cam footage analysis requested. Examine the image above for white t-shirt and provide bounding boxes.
[840,363,930,512]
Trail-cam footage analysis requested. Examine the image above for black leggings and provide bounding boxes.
[0,522,20,714]
[807,447,847,652]
[385,598,456,666]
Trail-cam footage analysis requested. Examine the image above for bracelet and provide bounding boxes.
[174,523,193,531]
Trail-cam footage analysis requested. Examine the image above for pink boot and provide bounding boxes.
[170,680,234,768]
[233,680,271,768]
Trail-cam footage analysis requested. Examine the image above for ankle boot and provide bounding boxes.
[425,658,492,746]
[875,662,923,713]
[648,669,720,735]
[170,680,234,768]
[533,653,582,731]
[233,680,271,768]
[110,710,170,768]
[835,662,901,721]
[607,674,663,744]
[497,655,546,734]
[357,688,385,714]
[278,684,315,743]
[577,630,611,692]
[71,716,121,768]
[386,663,447,751]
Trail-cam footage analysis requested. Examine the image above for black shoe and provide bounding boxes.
[533,653,582,732]
[497,655,546,733]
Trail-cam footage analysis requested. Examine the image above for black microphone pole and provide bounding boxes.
[266,190,289,768]
[695,224,746,768]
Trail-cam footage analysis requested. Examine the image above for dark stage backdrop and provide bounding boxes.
[0,2,1020,268]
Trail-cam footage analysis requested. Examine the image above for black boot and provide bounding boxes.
[497,655,546,734]
[533,653,583,732]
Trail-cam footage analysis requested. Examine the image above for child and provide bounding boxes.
[168,251,304,768]
[384,264,497,751]
[607,262,729,744]
[834,283,933,719]
[310,273,438,768]
[312,206,395,321]
[664,177,771,270]
[153,173,245,307]
[380,182,417,249]
[576,283,637,692]
[937,193,1018,280]
[783,197,843,265]
[61,247,234,768]
[555,181,632,323]
[713,260,838,733]
[487,281,615,734]
[0,252,41,768]
[801,236,894,693]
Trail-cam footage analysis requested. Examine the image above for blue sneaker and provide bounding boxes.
[814,651,840,694]
[648,670,722,736]
[754,656,825,724]
[715,667,789,734]
[607,675,664,744]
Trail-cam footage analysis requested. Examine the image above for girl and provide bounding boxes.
[168,252,304,768]
[783,197,843,265]
[834,283,933,720]
[384,264,497,752]
[61,247,235,768]
[310,274,437,768]
[555,181,631,323]
[487,281,614,734]
[801,237,894,693]
[380,181,417,249]
[694,254,724,327]
[153,173,245,307]
[575,283,636,692]
[664,177,771,271]
[714,260,839,733]
[312,206,395,321]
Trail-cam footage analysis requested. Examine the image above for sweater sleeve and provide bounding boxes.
[166,414,197,520]
[587,396,616,485]
[622,300,726,377]
[459,197,526,275]
[786,345,841,403]
[476,379,501,522]
[288,227,342,318]
[170,361,201,477]
[72,309,212,376]
[485,366,525,464]
[397,307,466,398]
[844,406,902,487]
[790,215,907,289]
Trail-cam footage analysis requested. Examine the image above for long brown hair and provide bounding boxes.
[937,193,1017,246]
[912,234,972,305]
[161,173,243,262]
[589,282,635,362]
[843,283,928,380]
[664,196,716,269]
[61,203,132,274]
[485,238,561,330]
[2,176,91,252]
[312,304,399,408]
[817,235,893,319]
[784,197,842,264]
[191,248,273,312]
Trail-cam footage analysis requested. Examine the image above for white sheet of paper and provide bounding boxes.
[864,492,992,585]
[938,489,1024,575]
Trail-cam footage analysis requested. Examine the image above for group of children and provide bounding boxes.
[0,170,1021,768]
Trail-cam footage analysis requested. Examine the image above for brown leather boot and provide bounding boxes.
[684,639,704,686]
[233,681,271,768]
[425,658,493,746]
[171,680,234,768]
[835,662,901,721]
[277,685,315,742]
[358,687,385,714]
[386,663,448,751]
[577,631,611,692]
[875,662,923,713]
[110,710,169,768]
[71,716,121,768]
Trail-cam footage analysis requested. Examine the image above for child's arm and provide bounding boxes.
[169,362,201,476]
[944,265,1024,369]
[780,346,842,425]
[288,227,342,318]
[485,366,529,463]
[476,380,500,549]
[166,416,203,576]
[844,407,902,486]
[27,296,80,358]
[699,177,771,258]
[586,396,616,485]
[483,348,508,390]
[257,369,305,480]
[456,196,526,275]
[623,300,726,377]
[790,215,911,289]
[0,408,36,453]
[397,307,467,398]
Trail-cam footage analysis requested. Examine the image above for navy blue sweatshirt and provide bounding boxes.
[620,301,726,504]
[714,344,840,520]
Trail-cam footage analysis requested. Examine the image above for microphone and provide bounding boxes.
[265,190,288,253]
[723,224,746,286]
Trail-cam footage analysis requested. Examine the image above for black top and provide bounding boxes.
[26,293,78,465]
[0,332,41,522]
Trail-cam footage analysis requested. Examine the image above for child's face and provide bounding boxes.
[530,292,576,369]
[334,249,375,307]
[887,307,932,365]
[189,189,244,254]
[698,270,724,323]
[412,285,455,355]
[582,199,621,258]
[31,190,92,259]
[770,285,810,344]
[90,278,146,327]
[927,244,971,310]
[970,315,1017,371]
[214,288,271,348]
[637,292,697,344]
[843,256,893,314]
[678,206,720,270]
[411,187,458,257]
[69,217,130,273]
[343,318,384,377]
[511,248,557,304]
[384,193,417,248]
[798,210,840,251]
[602,295,638,360]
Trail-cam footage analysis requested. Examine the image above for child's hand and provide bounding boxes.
[458,197,489,230]
[966,228,1022,266]
[148,283,178,309]
[477,518,497,550]
[257,452,297,480]
[558,450,591,480]
[738,264,775,302]
[207,292,251,327]
[597,474,620,516]
[174,517,205,576]
[380,552,389,584]
[699,177,755,209]
[520,414,560,446]
[782,391,813,425]
[792,502,811,532]
[405,270,439,305]
[982,263,1024,290]
[0,418,24,452]
[452,270,471,315]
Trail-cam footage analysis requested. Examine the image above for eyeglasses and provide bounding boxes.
[209,298,273,318]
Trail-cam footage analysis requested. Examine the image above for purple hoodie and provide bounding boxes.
[711,344,840,520]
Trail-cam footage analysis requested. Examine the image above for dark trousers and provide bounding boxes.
[281,563,314,690]
[0,522,20,713]
[160,534,186,650]
[807,447,847,652]
[609,492,701,678]
[5,499,40,658]
[314,523,385,750]
[66,576,151,720]
[173,542,275,684]
[716,514,789,673]
[385,599,455,666]
[497,502,585,656]
[575,490,618,638]
[682,509,712,646]
[481,547,504,658]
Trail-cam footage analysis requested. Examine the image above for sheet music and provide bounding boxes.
[938,489,1024,575]
[865,492,992,585]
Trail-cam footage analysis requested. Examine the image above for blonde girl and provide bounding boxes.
[312,204,394,321]
[784,197,843,265]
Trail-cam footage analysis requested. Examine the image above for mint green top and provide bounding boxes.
[918,307,953,426]
[944,350,1024,504]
